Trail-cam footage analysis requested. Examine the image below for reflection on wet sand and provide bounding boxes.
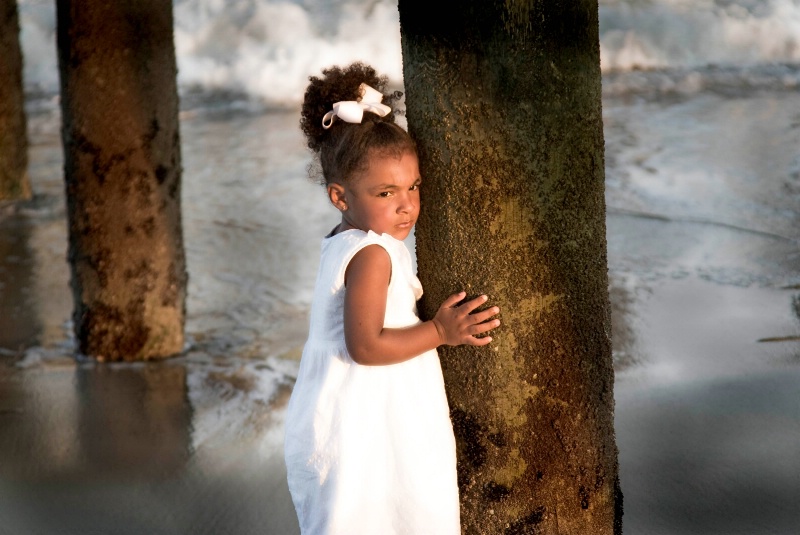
[0,363,190,482]
[0,355,298,535]
[0,199,71,351]
[608,273,643,372]
[0,217,39,350]
[74,365,192,479]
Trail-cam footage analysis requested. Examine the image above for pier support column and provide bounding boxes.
[57,1,187,361]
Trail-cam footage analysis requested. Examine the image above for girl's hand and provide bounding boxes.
[431,292,500,347]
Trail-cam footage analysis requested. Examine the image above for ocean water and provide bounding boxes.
[2,1,800,533]
[17,0,800,104]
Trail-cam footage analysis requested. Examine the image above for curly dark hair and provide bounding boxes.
[300,62,416,185]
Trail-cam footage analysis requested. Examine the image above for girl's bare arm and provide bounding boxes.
[343,245,500,366]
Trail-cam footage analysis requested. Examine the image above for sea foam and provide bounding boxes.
[16,0,800,106]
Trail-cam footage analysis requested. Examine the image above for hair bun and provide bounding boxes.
[300,62,397,152]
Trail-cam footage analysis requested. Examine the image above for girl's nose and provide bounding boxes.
[397,193,416,213]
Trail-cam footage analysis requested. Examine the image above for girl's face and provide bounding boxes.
[330,151,421,241]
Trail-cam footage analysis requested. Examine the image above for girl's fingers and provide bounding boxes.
[459,294,489,314]
[465,335,493,346]
[441,291,467,309]
[470,306,500,324]
[469,319,500,335]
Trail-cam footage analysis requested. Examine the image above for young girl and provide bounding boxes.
[284,62,501,535]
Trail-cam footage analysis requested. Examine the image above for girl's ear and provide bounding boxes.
[327,183,348,212]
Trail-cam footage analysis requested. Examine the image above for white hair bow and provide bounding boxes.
[321,83,391,129]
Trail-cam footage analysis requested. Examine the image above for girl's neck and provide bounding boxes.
[328,221,359,238]
[333,220,359,235]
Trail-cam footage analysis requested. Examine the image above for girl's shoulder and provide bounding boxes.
[323,228,402,254]
[322,229,410,283]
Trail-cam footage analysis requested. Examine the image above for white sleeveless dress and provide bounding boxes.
[284,229,460,535]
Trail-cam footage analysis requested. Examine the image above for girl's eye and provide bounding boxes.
[410,184,419,191]
[378,191,392,198]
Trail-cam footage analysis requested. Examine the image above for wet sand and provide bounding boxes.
[2,88,800,533]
